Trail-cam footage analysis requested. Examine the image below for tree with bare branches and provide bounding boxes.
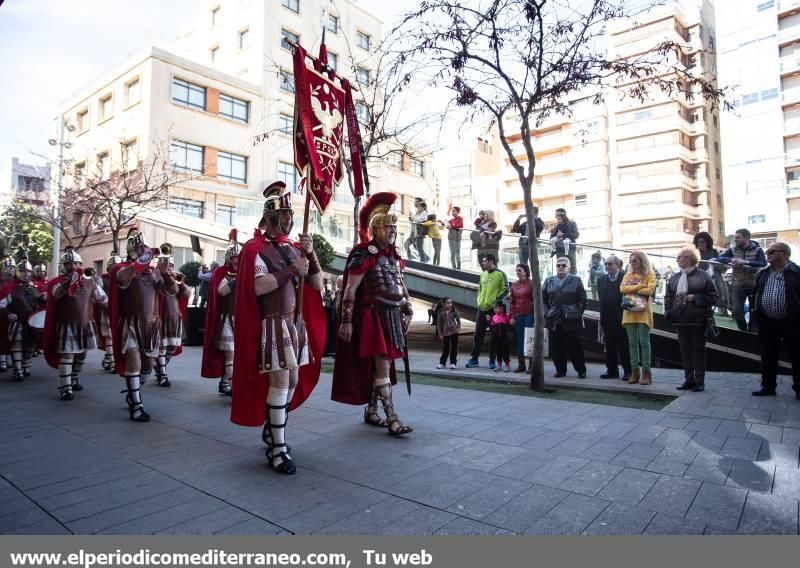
[393,0,727,391]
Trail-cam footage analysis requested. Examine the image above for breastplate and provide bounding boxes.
[102,274,112,294]
[162,293,180,317]
[257,242,299,317]
[10,285,41,318]
[120,272,160,321]
[56,279,94,324]
[364,255,405,306]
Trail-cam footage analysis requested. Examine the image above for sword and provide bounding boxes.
[402,347,412,396]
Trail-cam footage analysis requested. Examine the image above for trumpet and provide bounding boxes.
[175,272,185,283]
[83,267,97,277]
[158,242,173,258]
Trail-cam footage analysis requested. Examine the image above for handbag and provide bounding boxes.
[622,293,648,312]
[705,316,720,339]
[561,303,582,321]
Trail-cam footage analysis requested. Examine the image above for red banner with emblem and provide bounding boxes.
[293,43,365,213]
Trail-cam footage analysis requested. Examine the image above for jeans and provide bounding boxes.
[731,285,754,332]
[625,323,652,369]
[758,315,800,392]
[513,314,534,357]
[440,334,459,365]
[415,236,429,262]
[449,239,461,270]
[518,245,529,266]
[549,327,586,374]
[602,322,630,376]
[469,309,492,361]
[431,238,442,266]
[676,325,706,385]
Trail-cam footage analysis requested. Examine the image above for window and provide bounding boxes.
[169,197,205,219]
[17,176,44,192]
[356,102,370,123]
[210,46,219,64]
[170,140,204,174]
[218,204,236,225]
[282,0,299,13]
[172,78,206,110]
[74,162,85,181]
[211,6,220,25]
[278,161,298,193]
[356,30,371,51]
[761,88,778,100]
[634,110,651,122]
[410,159,424,177]
[99,95,113,121]
[279,113,293,135]
[125,78,140,106]
[72,211,84,233]
[238,28,250,50]
[280,70,295,93]
[575,194,588,206]
[356,66,371,86]
[326,14,338,34]
[77,109,89,132]
[122,140,138,172]
[756,0,774,11]
[281,28,299,50]
[328,51,338,71]
[742,92,759,105]
[386,153,402,169]
[716,167,721,180]
[217,151,247,183]
[747,214,766,224]
[97,152,111,179]
[219,93,249,123]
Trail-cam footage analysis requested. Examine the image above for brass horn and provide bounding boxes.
[83,267,97,277]
[158,242,173,258]
[175,272,185,283]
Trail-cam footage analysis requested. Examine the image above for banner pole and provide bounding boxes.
[296,190,311,324]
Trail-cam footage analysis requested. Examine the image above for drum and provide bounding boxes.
[28,310,46,330]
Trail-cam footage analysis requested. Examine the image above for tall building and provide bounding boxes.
[53,0,435,266]
[717,0,800,250]
[0,157,50,208]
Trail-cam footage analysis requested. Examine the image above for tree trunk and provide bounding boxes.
[111,229,120,256]
[522,183,546,391]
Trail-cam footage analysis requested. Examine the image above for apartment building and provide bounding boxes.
[717,0,800,251]
[0,157,50,209]
[55,46,263,268]
[443,126,501,227]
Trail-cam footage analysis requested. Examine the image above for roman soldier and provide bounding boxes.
[0,256,14,372]
[109,228,178,422]
[98,252,121,372]
[231,181,326,474]
[333,192,414,436]
[201,229,240,396]
[32,263,48,294]
[0,255,46,381]
[43,247,108,399]
[155,258,190,387]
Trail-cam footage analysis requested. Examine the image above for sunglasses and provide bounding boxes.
[556,264,568,268]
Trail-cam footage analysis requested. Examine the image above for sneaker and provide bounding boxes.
[436,364,444,369]
[504,364,511,372]
[465,359,479,368]
[449,364,456,369]
[488,362,498,370]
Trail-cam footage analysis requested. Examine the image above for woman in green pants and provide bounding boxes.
[620,251,656,385]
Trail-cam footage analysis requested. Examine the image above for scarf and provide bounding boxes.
[677,267,692,296]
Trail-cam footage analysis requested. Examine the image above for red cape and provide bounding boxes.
[230,235,326,427]
[0,279,12,355]
[43,276,66,369]
[331,242,400,406]
[93,274,108,350]
[107,262,133,376]
[200,265,230,378]
[173,288,189,357]
[33,278,48,294]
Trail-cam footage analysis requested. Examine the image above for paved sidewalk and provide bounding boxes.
[1,348,798,535]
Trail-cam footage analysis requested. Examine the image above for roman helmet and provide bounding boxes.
[33,263,47,279]
[259,180,294,236]
[358,192,398,244]
[125,227,146,260]
[106,251,122,271]
[16,252,33,277]
[0,256,14,277]
[224,229,241,263]
[59,247,83,275]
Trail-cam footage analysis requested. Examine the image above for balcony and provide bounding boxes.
[785,119,800,137]
[778,25,800,47]
[616,144,694,167]
[787,181,800,198]
[782,88,800,107]
[616,203,710,223]
[615,116,693,140]
[785,152,800,168]
[780,54,800,76]
[779,0,800,17]
[617,173,698,194]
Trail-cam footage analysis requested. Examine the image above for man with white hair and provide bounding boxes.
[596,254,631,381]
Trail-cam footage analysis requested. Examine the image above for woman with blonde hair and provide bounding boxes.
[620,251,656,384]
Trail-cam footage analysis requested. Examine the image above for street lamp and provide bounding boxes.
[48,117,76,278]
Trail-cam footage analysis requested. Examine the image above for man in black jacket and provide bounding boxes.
[596,255,631,380]
[751,242,800,399]
[512,207,545,266]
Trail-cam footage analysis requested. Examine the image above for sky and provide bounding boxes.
[0,0,415,170]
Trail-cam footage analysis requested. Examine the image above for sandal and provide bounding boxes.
[157,374,171,387]
[363,406,387,427]
[71,379,84,392]
[387,416,413,437]
[267,445,296,475]
[12,371,23,382]
[58,385,74,401]
[218,379,232,396]
[101,356,113,371]
[121,387,150,422]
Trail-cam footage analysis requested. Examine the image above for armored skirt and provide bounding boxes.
[161,314,184,348]
[214,313,235,352]
[120,318,160,358]
[257,313,308,373]
[357,305,405,360]
[54,321,99,354]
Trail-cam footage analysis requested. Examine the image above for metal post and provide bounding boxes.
[50,117,64,278]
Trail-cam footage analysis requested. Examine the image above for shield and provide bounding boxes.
[28,310,46,330]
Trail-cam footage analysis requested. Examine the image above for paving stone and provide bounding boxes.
[483,484,569,533]
[715,420,752,439]
[739,409,772,425]
[521,429,575,451]
[685,417,723,433]
[725,460,775,493]
[215,518,288,535]
[610,443,664,469]
[549,434,605,458]
[594,422,638,440]
[0,507,54,532]
[772,467,800,498]
[582,504,656,535]
[747,423,784,444]
[437,440,527,472]
[6,517,72,535]
[685,431,728,455]
[446,477,531,520]
[523,455,590,488]
[639,476,702,517]
[643,513,706,535]
[738,492,799,535]
[720,437,763,461]
[756,441,799,469]
[491,451,555,480]
[684,454,735,485]
[656,415,694,429]
[434,517,509,535]
[524,493,610,535]
[98,495,228,534]
[157,507,255,535]
[684,483,748,530]
[781,427,800,447]
[281,488,389,534]
[559,461,624,497]
[623,425,666,444]
[646,448,698,476]
[596,468,661,505]
[580,439,631,462]
[652,428,696,449]
[710,408,743,421]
